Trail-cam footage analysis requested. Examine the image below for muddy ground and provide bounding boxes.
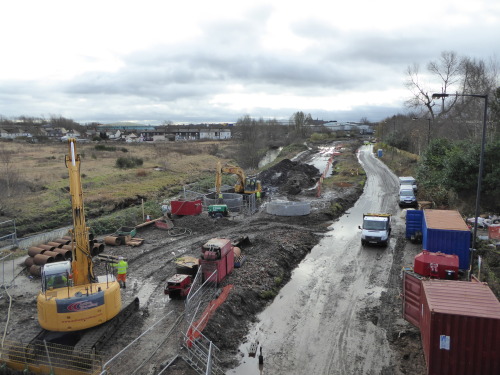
[0,144,427,375]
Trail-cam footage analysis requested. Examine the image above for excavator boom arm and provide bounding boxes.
[66,139,94,285]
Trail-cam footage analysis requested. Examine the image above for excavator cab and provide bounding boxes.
[42,261,72,291]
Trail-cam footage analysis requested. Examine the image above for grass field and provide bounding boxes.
[0,140,237,236]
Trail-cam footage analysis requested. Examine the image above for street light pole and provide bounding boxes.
[432,92,488,279]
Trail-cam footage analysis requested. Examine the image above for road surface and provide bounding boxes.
[228,145,403,375]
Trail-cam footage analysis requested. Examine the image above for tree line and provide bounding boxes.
[381,50,500,212]
[231,112,317,169]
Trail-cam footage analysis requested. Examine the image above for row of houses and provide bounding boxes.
[1,122,374,143]
[0,123,234,143]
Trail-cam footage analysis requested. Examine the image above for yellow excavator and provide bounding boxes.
[215,161,264,196]
[37,139,122,332]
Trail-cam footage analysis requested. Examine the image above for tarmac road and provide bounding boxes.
[228,145,404,375]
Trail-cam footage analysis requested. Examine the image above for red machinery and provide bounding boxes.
[199,238,234,283]
[413,251,459,279]
[170,199,203,216]
[164,274,192,299]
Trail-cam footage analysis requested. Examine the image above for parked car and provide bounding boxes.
[399,176,417,192]
[399,187,417,208]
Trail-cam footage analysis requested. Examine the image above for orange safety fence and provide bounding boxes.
[186,284,234,347]
[316,153,335,197]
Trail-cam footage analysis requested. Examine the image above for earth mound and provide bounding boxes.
[258,159,320,195]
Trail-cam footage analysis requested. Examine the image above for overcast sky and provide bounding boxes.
[1,1,498,125]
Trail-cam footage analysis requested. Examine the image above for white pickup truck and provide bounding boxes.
[359,213,391,246]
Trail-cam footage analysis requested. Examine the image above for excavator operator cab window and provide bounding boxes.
[43,272,71,291]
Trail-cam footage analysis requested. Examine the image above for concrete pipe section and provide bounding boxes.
[47,241,64,248]
[28,247,47,257]
[104,236,122,246]
[266,200,311,216]
[53,238,72,245]
[91,243,105,256]
[24,257,35,268]
[41,250,64,262]
[33,254,55,266]
[52,248,72,260]
[38,244,56,252]
[61,244,74,251]
[204,192,243,212]
[29,264,41,277]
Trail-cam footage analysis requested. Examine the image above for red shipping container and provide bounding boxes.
[402,269,423,328]
[420,280,500,375]
[170,199,202,216]
[414,251,459,279]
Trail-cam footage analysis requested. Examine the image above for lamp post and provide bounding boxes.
[432,92,488,279]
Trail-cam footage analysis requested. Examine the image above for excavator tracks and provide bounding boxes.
[10,297,141,374]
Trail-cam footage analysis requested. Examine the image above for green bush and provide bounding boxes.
[95,144,117,152]
[115,156,144,169]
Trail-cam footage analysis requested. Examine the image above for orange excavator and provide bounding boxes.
[215,161,264,197]
[36,139,122,332]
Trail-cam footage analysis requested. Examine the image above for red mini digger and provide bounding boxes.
[164,274,192,299]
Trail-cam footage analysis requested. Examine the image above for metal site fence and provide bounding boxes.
[162,185,259,218]
[0,219,18,250]
[0,339,102,375]
[182,267,224,375]
[0,253,17,289]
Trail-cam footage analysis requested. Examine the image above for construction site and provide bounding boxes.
[1,139,440,375]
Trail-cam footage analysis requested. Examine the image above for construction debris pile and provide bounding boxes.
[257,159,320,195]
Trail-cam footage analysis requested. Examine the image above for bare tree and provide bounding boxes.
[405,51,463,118]
[0,145,20,198]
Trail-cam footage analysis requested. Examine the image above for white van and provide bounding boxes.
[399,176,417,192]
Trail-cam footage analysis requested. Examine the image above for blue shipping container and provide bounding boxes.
[422,209,471,269]
[406,210,423,239]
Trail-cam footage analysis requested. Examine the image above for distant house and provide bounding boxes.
[0,128,10,139]
[125,133,139,143]
[199,125,231,140]
[0,127,32,139]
